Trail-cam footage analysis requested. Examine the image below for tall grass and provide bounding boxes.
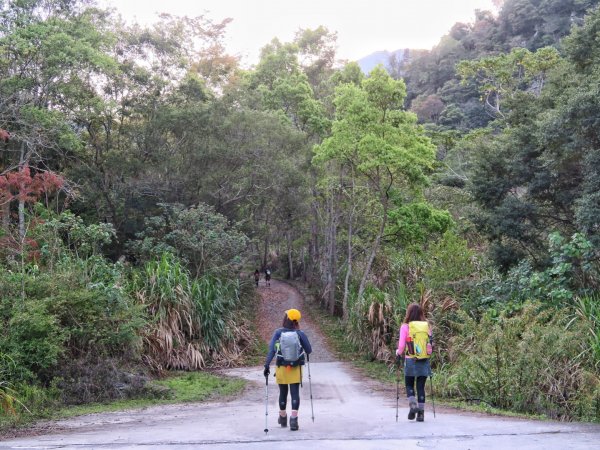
[441,302,600,421]
[0,353,30,418]
[571,294,600,369]
[345,284,407,362]
[131,253,253,372]
[0,382,17,416]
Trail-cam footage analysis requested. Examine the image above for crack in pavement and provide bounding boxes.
[0,429,580,448]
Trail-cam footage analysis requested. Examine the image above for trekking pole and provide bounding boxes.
[430,374,436,418]
[430,343,436,419]
[306,354,315,422]
[395,356,401,422]
[264,373,269,434]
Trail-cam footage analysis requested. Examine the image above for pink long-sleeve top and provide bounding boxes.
[396,323,433,358]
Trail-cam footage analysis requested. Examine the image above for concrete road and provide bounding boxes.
[1,361,599,450]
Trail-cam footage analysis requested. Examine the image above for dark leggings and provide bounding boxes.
[279,383,300,410]
[405,376,427,404]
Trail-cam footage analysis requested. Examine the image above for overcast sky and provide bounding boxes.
[100,0,497,65]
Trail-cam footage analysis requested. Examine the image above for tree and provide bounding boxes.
[130,203,248,276]
[410,94,445,123]
[294,26,338,98]
[470,7,600,269]
[314,66,436,303]
[457,46,560,118]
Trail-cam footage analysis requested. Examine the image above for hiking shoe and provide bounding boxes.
[278,415,287,428]
[408,401,418,420]
[416,409,424,422]
[290,416,299,431]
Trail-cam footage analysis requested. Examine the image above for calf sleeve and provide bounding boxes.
[289,383,300,410]
[405,376,416,398]
[416,376,427,404]
[278,384,288,410]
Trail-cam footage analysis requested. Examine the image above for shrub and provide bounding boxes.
[56,356,160,405]
[0,253,145,388]
[129,203,249,276]
[443,302,600,420]
[5,300,64,382]
[48,284,144,359]
[483,233,600,308]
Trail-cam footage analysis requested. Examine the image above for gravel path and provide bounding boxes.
[255,279,334,363]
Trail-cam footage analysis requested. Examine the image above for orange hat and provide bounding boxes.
[286,309,301,322]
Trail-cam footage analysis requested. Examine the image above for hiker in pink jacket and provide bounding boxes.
[396,303,433,422]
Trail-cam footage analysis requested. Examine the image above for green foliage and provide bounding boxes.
[468,8,600,270]
[423,232,477,294]
[457,46,560,116]
[38,210,116,260]
[0,253,144,383]
[313,66,439,304]
[571,295,600,369]
[0,380,56,426]
[248,37,329,137]
[403,0,596,131]
[336,230,477,365]
[387,202,453,245]
[131,253,254,371]
[444,303,600,421]
[155,371,245,403]
[563,2,600,71]
[2,0,600,425]
[0,353,29,417]
[0,1,115,162]
[315,66,436,186]
[0,371,245,428]
[130,203,248,276]
[329,62,364,87]
[482,232,599,307]
[0,205,145,410]
[5,300,63,381]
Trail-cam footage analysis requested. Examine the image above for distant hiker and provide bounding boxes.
[264,267,271,286]
[254,269,260,287]
[396,303,433,422]
[264,309,312,431]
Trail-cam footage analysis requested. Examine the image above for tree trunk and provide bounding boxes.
[262,234,269,269]
[342,216,353,323]
[308,187,320,287]
[262,209,270,268]
[326,190,338,315]
[18,141,26,240]
[18,198,25,240]
[286,229,294,280]
[357,197,388,301]
[301,246,306,281]
[1,201,9,232]
[342,173,356,323]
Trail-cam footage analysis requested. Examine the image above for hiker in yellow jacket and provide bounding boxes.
[264,309,312,431]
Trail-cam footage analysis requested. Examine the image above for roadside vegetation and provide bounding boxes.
[0,371,245,429]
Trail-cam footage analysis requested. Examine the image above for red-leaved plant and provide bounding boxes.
[0,166,64,261]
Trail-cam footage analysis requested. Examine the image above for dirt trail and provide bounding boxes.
[2,280,599,449]
[255,279,333,362]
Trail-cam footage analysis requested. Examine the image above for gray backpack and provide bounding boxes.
[277,331,304,366]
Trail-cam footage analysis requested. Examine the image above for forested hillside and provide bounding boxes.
[1,0,599,424]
